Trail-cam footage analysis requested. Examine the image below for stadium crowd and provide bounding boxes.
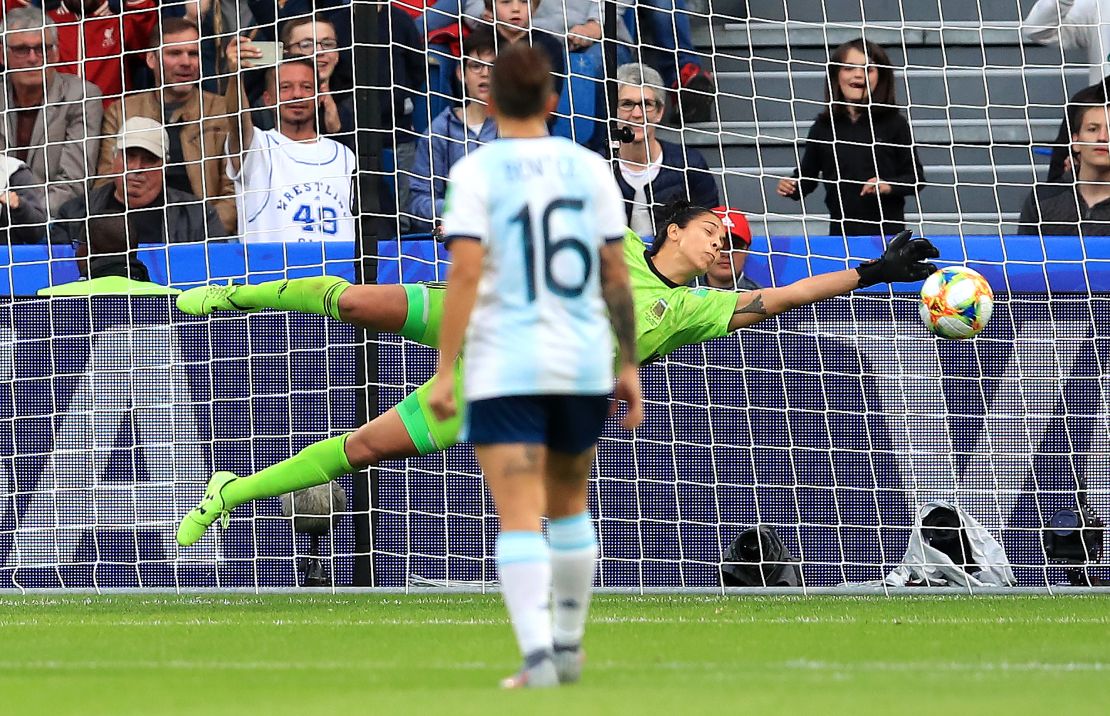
[0,0,1105,284]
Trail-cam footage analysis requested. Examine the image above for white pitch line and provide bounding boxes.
[0,658,1105,676]
[1,615,1108,628]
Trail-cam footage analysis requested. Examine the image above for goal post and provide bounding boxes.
[0,0,1108,591]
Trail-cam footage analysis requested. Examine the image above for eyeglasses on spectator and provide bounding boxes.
[288,38,339,53]
[618,98,663,114]
[7,43,54,58]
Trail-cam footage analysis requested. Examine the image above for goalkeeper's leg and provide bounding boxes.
[176,278,445,347]
[177,368,463,547]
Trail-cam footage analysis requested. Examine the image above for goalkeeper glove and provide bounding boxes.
[855,230,940,288]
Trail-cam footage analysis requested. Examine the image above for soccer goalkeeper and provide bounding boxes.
[174,211,938,548]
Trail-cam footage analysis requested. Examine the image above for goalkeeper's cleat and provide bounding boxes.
[176,283,260,316]
[553,644,585,684]
[499,651,559,689]
[176,471,239,547]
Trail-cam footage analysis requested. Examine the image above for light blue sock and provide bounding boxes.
[496,531,553,659]
[548,512,598,647]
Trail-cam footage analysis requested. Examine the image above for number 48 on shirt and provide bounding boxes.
[292,204,339,236]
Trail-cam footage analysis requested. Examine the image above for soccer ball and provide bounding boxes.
[919,266,994,340]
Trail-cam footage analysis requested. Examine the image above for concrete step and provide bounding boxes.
[750,212,1019,239]
[710,67,1085,123]
[661,117,1063,147]
[716,175,1028,220]
[696,19,1032,50]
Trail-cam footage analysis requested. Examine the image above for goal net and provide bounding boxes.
[1,0,1107,590]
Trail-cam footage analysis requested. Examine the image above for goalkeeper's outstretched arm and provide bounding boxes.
[727,230,939,332]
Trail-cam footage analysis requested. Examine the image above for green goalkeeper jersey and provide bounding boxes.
[396,230,741,455]
[622,230,738,364]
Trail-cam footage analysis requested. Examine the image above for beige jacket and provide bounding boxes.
[0,71,103,218]
[97,87,236,235]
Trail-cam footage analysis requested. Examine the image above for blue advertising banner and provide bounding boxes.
[1,295,1107,588]
[3,234,1110,294]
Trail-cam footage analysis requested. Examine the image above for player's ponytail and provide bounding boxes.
[649,200,713,255]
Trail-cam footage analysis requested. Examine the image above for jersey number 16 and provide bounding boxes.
[509,198,590,302]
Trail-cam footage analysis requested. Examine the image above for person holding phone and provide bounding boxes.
[223,35,357,243]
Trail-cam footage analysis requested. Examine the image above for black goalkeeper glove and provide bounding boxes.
[855,230,940,288]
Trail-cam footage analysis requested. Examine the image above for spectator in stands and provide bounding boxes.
[269,10,423,231]
[480,0,566,96]
[247,0,352,51]
[1018,85,1110,236]
[39,214,181,295]
[636,0,716,124]
[164,0,255,94]
[47,0,159,103]
[609,63,718,237]
[1023,2,1110,181]
[96,18,237,235]
[281,15,354,143]
[0,152,48,244]
[0,8,102,219]
[408,27,498,230]
[224,42,357,242]
[776,38,924,237]
[1024,0,1110,85]
[697,206,760,291]
[53,117,227,245]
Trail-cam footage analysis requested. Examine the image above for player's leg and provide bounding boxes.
[177,369,464,546]
[543,395,610,684]
[469,397,559,689]
[176,280,446,348]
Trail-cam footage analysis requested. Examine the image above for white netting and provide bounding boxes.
[0,0,1107,590]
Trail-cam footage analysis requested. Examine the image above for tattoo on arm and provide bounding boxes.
[734,293,769,316]
[604,282,638,364]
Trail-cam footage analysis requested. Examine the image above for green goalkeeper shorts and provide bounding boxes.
[399,283,446,348]
[395,283,464,455]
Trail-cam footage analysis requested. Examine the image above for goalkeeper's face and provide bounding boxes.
[666,211,725,275]
[1073,106,1110,173]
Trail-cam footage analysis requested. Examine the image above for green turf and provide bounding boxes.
[0,594,1106,714]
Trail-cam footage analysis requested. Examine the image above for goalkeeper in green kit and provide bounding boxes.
[174,202,939,547]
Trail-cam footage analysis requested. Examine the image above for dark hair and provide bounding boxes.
[462,25,496,60]
[278,12,336,49]
[490,43,553,119]
[87,213,130,252]
[649,200,713,255]
[1066,80,1110,136]
[149,17,198,48]
[85,214,151,281]
[823,38,898,119]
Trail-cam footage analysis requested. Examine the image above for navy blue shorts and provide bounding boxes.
[466,394,610,454]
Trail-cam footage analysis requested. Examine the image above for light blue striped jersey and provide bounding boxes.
[441,136,627,401]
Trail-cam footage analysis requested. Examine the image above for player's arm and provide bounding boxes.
[727,230,939,332]
[599,240,643,430]
[428,238,483,420]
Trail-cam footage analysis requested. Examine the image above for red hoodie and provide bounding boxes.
[47,0,158,104]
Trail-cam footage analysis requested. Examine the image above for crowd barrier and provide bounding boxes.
[2,234,1108,294]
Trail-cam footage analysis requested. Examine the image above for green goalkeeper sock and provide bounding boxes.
[222,434,354,509]
[232,277,349,320]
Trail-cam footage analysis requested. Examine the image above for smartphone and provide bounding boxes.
[248,41,282,68]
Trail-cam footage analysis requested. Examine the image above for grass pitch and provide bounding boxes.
[1,594,1106,715]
